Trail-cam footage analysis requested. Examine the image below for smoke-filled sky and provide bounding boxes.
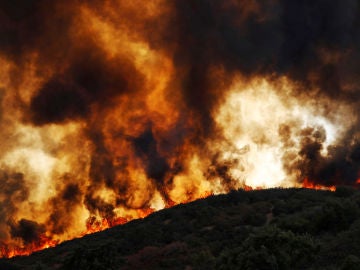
[0,0,360,255]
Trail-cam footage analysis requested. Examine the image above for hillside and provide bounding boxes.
[1,187,360,270]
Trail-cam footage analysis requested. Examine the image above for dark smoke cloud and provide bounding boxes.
[30,78,89,125]
[279,124,360,187]
[9,219,45,244]
[0,0,44,58]
[133,128,170,184]
[0,0,73,63]
[278,0,360,99]
[62,183,81,201]
[30,45,143,125]
[132,127,172,202]
[298,128,360,186]
[0,172,28,240]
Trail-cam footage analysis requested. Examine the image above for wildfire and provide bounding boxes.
[1,196,211,258]
[0,0,359,260]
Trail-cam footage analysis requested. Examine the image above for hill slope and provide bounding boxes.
[2,187,360,270]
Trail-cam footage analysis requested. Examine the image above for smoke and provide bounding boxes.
[132,127,171,198]
[169,0,360,188]
[0,0,360,255]
[0,172,28,240]
[9,219,45,245]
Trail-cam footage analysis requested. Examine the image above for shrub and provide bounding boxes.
[341,255,360,270]
[335,186,356,198]
[216,226,318,270]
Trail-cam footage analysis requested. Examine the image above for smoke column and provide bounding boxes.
[0,0,360,255]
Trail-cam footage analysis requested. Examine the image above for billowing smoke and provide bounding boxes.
[0,0,360,256]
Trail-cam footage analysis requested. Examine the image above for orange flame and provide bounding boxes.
[302,178,336,192]
[137,208,155,219]
[0,235,59,258]
[82,216,128,236]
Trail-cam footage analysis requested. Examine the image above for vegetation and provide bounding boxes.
[2,187,360,269]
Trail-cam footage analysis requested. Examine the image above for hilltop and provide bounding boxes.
[1,187,360,270]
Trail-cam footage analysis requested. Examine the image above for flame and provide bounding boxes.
[82,216,128,236]
[0,235,59,258]
[137,208,155,219]
[302,178,336,192]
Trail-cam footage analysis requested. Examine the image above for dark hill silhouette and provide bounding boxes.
[2,187,360,269]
